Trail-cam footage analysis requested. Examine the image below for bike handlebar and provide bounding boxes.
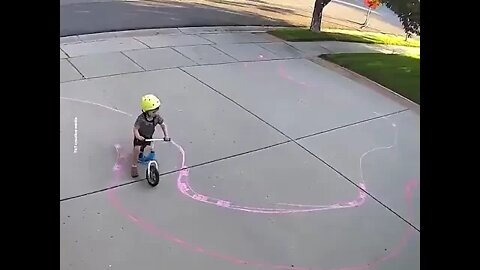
[145,138,171,142]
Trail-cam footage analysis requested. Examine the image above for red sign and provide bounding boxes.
[364,0,381,9]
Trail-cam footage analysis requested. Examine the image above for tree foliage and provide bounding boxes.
[382,0,420,36]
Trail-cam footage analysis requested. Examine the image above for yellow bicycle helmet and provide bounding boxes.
[141,94,161,112]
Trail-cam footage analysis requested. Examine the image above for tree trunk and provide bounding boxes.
[404,33,411,41]
[310,0,330,32]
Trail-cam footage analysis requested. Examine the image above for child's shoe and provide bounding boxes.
[138,152,146,163]
[131,165,139,178]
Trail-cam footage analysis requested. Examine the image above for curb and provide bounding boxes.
[60,26,290,44]
[309,57,419,114]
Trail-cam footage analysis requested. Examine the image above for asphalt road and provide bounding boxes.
[60,0,403,37]
[60,0,289,36]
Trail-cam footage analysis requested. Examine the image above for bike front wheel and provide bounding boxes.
[146,163,160,187]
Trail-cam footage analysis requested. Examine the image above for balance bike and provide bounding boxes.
[141,138,170,187]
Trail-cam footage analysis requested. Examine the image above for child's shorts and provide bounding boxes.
[133,137,152,151]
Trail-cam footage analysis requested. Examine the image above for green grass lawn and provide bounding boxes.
[321,53,420,104]
[269,28,420,47]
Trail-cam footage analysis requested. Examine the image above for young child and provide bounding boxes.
[131,94,170,178]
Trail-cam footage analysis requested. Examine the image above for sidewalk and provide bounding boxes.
[61,26,418,82]
[60,27,420,270]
